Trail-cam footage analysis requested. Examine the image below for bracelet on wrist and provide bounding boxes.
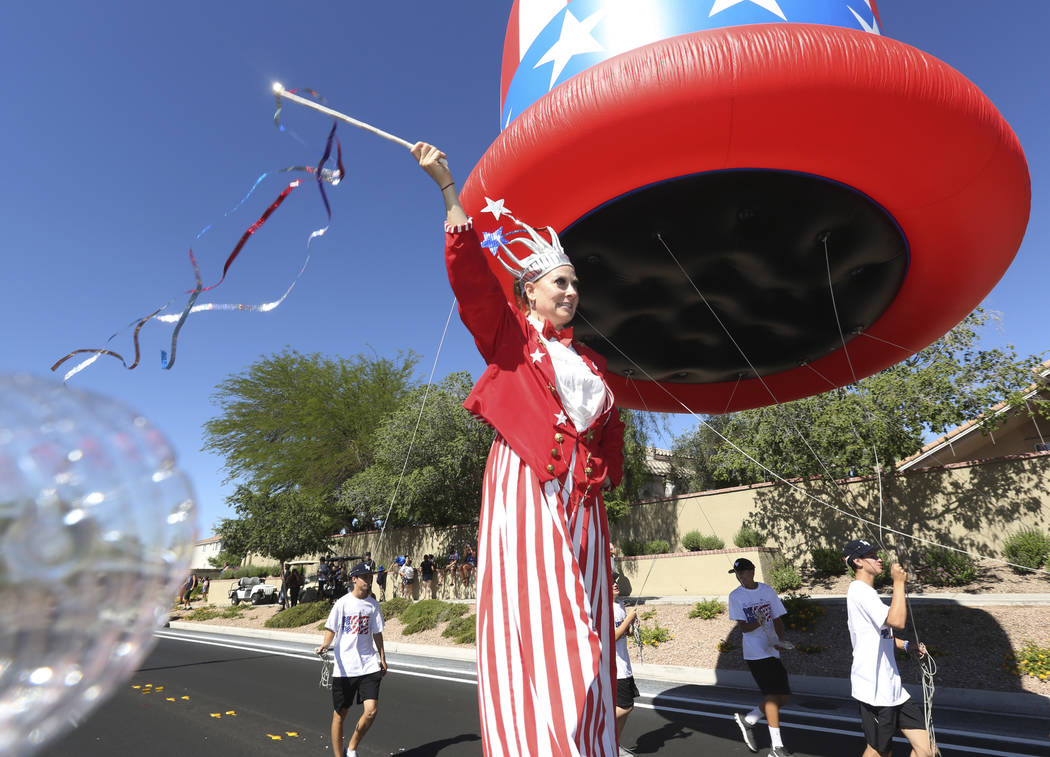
[904,640,910,653]
[441,181,455,192]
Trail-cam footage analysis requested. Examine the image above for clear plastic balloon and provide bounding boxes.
[0,374,197,755]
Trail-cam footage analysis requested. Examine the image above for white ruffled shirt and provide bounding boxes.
[528,315,608,432]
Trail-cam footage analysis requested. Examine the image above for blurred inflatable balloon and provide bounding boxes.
[463,0,1031,413]
[0,374,196,755]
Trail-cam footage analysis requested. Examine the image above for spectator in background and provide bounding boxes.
[200,575,210,604]
[180,573,198,610]
[279,564,290,609]
[419,554,437,599]
[458,545,476,587]
[318,559,332,600]
[289,567,304,608]
[391,555,407,595]
[400,558,416,600]
[376,565,387,602]
[361,552,376,574]
[443,548,459,583]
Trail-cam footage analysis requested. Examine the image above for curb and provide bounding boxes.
[164,622,1050,717]
[626,593,1050,607]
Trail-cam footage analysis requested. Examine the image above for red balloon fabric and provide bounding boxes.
[462,23,1030,413]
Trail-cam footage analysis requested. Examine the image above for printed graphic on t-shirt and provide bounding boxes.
[342,614,372,635]
[744,603,774,626]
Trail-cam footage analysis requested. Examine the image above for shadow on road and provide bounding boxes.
[385,733,481,755]
[139,653,275,672]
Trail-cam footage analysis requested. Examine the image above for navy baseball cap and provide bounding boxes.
[843,539,877,562]
[348,562,374,578]
[728,558,756,573]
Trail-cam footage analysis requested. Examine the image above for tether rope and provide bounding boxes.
[371,297,458,559]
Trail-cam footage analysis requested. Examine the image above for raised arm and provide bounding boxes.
[412,142,469,227]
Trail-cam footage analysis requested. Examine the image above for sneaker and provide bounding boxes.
[767,747,793,756]
[734,713,758,752]
[617,747,634,757]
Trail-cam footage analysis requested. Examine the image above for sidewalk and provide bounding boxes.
[166,619,1050,718]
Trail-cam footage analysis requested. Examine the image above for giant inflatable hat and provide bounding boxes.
[460,0,1030,413]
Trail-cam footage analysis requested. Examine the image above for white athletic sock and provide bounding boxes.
[345,749,356,757]
[744,707,762,725]
[769,726,783,748]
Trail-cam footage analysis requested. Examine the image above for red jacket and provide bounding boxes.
[445,221,625,497]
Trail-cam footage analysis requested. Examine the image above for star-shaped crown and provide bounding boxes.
[481,197,573,283]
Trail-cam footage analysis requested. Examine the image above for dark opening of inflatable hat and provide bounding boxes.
[462,0,1029,414]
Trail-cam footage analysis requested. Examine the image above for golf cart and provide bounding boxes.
[229,576,279,605]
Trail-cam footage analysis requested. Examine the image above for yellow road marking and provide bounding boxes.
[181,696,190,700]
[166,698,176,702]
[285,731,298,737]
[210,713,221,718]
[225,710,236,716]
[266,734,282,740]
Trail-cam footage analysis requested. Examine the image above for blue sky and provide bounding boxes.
[3,1,1047,536]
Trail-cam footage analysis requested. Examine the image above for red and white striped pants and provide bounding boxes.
[476,437,616,757]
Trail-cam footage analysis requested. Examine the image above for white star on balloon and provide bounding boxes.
[847,4,880,34]
[530,347,546,364]
[709,0,786,21]
[481,197,511,221]
[554,411,568,426]
[534,8,608,90]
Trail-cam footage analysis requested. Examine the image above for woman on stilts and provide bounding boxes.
[414,142,626,757]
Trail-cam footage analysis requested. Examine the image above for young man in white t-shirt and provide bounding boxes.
[728,558,794,756]
[316,562,388,757]
[612,580,639,757]
[843,539,931,757]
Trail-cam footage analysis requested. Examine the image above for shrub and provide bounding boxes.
[922,547,977,587]
[439,603,470,621]
[265,601,331,629]
[1004,641,1050,680]
[781,593,824,631]
[733,526,766,548]
[636,621,672,647]
[380,597,412,620]
[230,564,279,579]
[682,531,725,551]
[768,561,802,593]
[689,599,726,619]
[401,599,448,634]
[644,540,672,555]
[620,540,644,557]
[810,548,847,576]
[442,614,476,644]
[1002,528,1050,573]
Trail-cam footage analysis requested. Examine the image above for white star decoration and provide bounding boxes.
[530,347,546,364]
[709,0,786,21]
[554,411,568,426]
[481,197,510,221]
[534,8,608,90]
[847,4,880,34]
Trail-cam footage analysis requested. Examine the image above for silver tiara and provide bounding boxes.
[480,197,573,283]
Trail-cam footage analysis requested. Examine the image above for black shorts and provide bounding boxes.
[421,573,434,582]
[616,677,640,709]
[331,671,383,712]
[745,657,791,696]
[857,698,925,753]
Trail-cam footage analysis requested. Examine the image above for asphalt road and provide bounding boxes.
[41,629,1050,757]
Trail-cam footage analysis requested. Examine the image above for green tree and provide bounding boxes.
[223,485,336,564]
[337,372,494,529]
[673,309,1046,486]
[604,409,657,522]
[203,349,418,503]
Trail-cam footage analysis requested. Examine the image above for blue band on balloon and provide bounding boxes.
[502,0,881,129]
